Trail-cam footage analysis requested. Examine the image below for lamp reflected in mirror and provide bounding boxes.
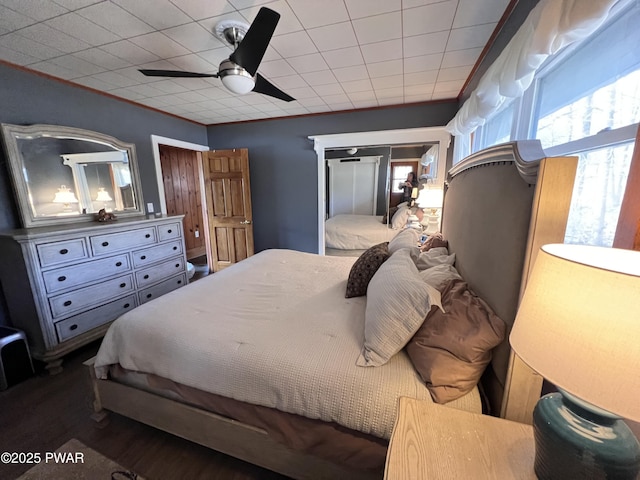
[52,185,78,213]
[417,187,444,234]
[95,187,113,211]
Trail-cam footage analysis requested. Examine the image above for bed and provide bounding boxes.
[87,141,578,479]
[324,214,398,256]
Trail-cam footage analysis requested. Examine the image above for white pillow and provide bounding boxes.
[419,264,463,291]
[388,228,420,254]
[410,247,456,270]
[357,248,442,367]
[391,206,411,229]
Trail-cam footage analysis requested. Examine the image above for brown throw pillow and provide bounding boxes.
[420,233,448,252]
[405,279,506,403]
[345,242,390,298]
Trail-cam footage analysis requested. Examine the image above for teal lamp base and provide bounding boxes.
[533,391,640,480]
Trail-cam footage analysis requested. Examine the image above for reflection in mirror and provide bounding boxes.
[1,124,144,228]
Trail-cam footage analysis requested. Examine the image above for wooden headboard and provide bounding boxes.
[441,141,577,423]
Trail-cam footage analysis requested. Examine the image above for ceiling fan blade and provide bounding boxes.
[139,69,218,78]
[230,7,280,76]
[253,74,295,102]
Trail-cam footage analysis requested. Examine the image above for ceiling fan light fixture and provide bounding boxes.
[219,59,255,95]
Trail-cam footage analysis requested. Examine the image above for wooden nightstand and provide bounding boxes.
[384,397,536,479]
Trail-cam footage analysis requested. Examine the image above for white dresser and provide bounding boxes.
[0,215,187,373]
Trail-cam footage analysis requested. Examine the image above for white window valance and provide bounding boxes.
[446,0,619,137]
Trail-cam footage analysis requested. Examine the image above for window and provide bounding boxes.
[469,0,640,247]
[391,164,415,193]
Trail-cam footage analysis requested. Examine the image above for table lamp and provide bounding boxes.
[417,187,443,235]
[510,244,640,479]
[52,184,78,211]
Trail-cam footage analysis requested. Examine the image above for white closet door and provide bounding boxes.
[328,157,380,217]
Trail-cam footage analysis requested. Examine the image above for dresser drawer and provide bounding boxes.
[158,222,182,241]
[138,273,186,305]
[37,239,88,268]
[136,256,185,289]
[132,240,183,268]
[90,227,157,256]
[42,254,131,294]
[49,274,134,319]
[55,294,138,342]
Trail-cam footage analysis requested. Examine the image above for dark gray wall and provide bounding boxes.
[207,102,458,254]
[0,62,207,326]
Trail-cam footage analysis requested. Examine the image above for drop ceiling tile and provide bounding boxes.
[366,59,402,78]
[447,23,496,52]
[404,70,438,85]
[270,31,317,57]
[371,75,403,89]
[284,86,318,99]
[29,61,78,79]
[101,40,161,64]
[431,90,459,100]
[281,106,309,115]
[91,70,141,88]
[259,58,296,77]
[360,39,401,64]
[401,0,445,8]
[437,65,473,82]
[48,55,106,77]
[329,102,354,111]
[351,99,378,108]
[1,33,65,61]
[402,1,457,37]
[169,0,235,20]
[163,23,226,52]
[344,0,401,19]
[286,0,349,29]
[75,48,133,70]
[341,78,373,93]
[153,93,193,105]
[403,31,448,58]
[404,83,434,96]
[127,83,173,97]
[228,0,276,8]
[112,0,192,29]
[300,69,337,86]
[298,96,326,107]
[239,1,303,35]
[0,0,68,21]
[72,76,120,91]
[405,92,432,103]
[433,79,465,93]
[45,13,121,47]
[168,53,218,72]
[240,93,277,105]
[197,46,234,66]
[173,90,210,102]
[269,74,308,89]
[377,96,404,105]
[306,105,331,113]
[441,47,483,68]
[375,87,404,98]
[0,5,37,31]
[312,83,344,96]
[321,47,364,69]
[147,79,191,94]
[130,32,191,59]
[77,3,154,38]
[170,76,218,90]
[0,45,39,65]
[453,0,511,28]
[322,93,350,104]
[19,23,91,53]
[287,53,329,74]
[332,64,369,82]
[307,22,357,52]
[403,53,443,74]
[352,12,401,45]
[52,0,102,9]
[105,86,149,100]
[256,102,286,112]
[197,86,234,99]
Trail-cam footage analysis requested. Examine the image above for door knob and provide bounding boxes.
[240,220,252,225]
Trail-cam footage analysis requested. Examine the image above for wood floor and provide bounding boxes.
[0,341,289,480]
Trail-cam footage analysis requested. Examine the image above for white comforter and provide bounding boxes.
[325,214,397,250]
[95,249,479,439]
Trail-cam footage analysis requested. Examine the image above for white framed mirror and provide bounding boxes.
[1,123,144,228]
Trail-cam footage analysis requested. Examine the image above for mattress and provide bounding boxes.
[95,249,480,440]
[325,214,397,250]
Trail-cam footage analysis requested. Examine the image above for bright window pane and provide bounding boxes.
[392,165,413,193]
[537,70,640,149]
[564,142,634,247]
[476,101,514,151]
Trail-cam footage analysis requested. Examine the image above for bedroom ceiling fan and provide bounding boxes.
[139,7,294,102]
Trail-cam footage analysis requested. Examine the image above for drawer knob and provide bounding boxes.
[58,276,66,282]
[69,324,78,331]
[143,274,149,279]
[119,283,126,288]
[115,261,122,267]
[146,293,152,299]
[173,246,177,251]
[145,233,151,238]
[102,241,109,247]
[175,263,180,268]
[60,248,68,255]
[123,303,130,308]
[168,229,172,233]
[140,255,146,260]
[63,300,72,307]
[177,280,182,285]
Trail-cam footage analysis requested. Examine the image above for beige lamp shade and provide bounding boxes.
[52,185,78,204]
[417,187,444,210]
[95,187,112,202]
[510,244,640,422]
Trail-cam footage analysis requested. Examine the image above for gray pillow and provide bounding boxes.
[357,248,441,367]
[388,228,420,254]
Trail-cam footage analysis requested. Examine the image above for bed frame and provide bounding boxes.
[86,141,577,479]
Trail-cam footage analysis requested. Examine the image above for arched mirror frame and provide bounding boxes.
[1,123,145,228]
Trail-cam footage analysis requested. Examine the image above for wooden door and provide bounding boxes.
[202,149,254,272]
[159,145,206,260]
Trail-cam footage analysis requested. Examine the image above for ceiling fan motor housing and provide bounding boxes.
[218,59,255,94]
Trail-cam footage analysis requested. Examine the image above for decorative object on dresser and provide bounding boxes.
[0,215,187,374]
[510,244,640,480]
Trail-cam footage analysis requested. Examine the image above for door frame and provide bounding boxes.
[310,127,451,255]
